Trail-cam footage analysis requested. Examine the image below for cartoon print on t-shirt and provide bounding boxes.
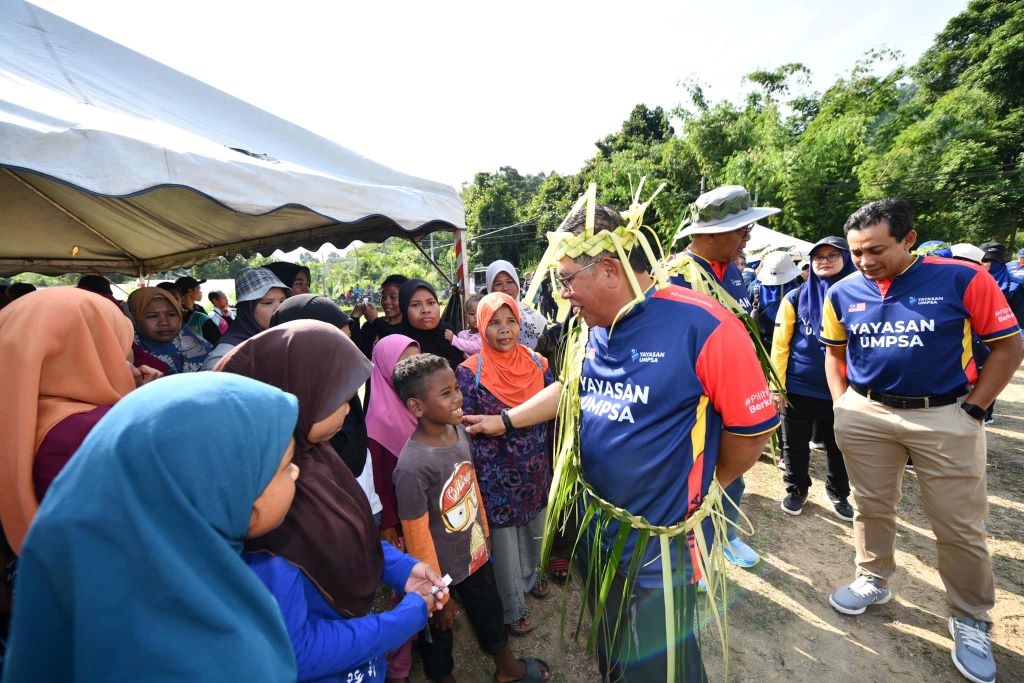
[439,461,488,574]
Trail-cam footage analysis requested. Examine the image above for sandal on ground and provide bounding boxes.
[548,557,569,584]
[508,614,536,637]
[529,573,549,599]
[493,657,551,682]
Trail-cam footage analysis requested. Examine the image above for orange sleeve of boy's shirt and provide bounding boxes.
[401,514,441,578]
[400,515,450,606]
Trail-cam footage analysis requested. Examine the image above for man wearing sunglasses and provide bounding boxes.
[668,184,782,570]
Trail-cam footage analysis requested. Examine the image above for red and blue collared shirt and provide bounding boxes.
[580,285,778,587]
[820,256,1019,396]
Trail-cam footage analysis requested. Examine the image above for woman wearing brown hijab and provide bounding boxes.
[215,320,447,682]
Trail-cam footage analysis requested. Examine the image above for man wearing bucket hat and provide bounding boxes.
[751,251,802,350]
[669,184,781,569]
[820,199,1022,683]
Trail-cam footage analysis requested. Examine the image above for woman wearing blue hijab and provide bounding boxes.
[770,236,857,521]
[2,373,300,682]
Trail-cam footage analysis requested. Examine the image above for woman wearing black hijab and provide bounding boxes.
[397,279,466,369]
[269,295,369,480]
[264,262,312,296]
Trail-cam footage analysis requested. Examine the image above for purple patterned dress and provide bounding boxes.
[455,366,554,528]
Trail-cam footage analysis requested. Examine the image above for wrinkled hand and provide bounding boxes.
[772,394,786,415]
[129,363,163,388]
[430,598,456,630]
[462,414,505,436]
[405,562,449,613]
[444,328,454,342]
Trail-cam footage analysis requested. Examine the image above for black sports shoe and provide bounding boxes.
[825,491,855,522]
[781,492,807,516]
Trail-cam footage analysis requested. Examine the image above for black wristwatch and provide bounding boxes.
[961,402,986,421]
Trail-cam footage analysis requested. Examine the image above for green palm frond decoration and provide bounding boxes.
[527,179,757,682]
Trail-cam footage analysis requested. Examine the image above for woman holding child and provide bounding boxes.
[455,292,554,636]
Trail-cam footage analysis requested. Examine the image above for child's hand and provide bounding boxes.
[444,328,454,342]
[430,599,456,630]
[380,527,400,547]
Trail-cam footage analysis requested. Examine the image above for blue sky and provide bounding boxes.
[34,0,968,189]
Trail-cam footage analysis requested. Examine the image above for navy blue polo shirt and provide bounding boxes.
[579,285,778,587]
[820,255,1020,396]
[670,251,753,315]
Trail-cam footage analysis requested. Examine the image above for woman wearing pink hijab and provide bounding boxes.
[365,334,420,683]
[366,334,420,546]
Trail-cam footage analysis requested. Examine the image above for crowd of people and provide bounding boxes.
[0,186,1021,683]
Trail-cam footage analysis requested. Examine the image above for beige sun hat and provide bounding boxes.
[756,251,801,286]
[675,185,781,240]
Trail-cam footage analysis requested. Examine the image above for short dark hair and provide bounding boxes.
[76,274,113,296]
[6,282,36,299]
[392,353,450,404]
[844,198,914,241]
[208,290,227,303]
[381,274,409,289]
[563,204,648,273]
[155,282,182,297]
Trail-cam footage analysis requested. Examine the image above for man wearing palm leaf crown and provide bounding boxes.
[466,195,779,681]
[669,184,783,570]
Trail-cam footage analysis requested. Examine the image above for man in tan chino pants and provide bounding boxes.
[818,199,1023,683]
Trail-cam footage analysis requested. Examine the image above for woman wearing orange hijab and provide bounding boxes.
[0,288,155,555]
[455,292,553,636]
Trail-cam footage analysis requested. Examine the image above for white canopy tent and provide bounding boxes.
[744,224,814,261]
[0,0,467,280]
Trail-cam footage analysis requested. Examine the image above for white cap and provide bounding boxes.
[950,243,985,264]
[757,251,801,286]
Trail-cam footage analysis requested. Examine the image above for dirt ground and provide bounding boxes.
[407,364,1024,682]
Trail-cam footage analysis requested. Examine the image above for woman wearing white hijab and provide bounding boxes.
[485,260,548,350]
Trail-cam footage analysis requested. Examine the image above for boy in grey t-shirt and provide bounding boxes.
[391,354,550,683]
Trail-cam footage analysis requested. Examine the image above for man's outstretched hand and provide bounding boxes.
[462,414,505,436]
